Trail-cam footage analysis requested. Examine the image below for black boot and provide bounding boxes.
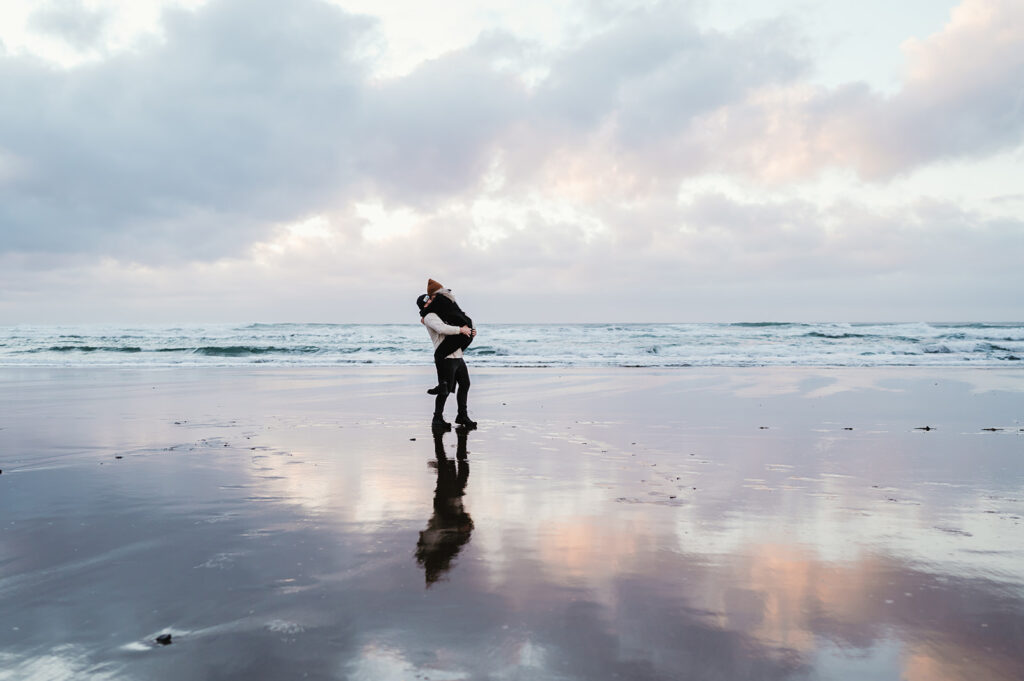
[427,381,448,396]
[455,412,477,429]
[432,413,451,430]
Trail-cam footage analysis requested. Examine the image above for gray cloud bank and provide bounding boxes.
[2,190,1019,323]
[0,0,1022,321]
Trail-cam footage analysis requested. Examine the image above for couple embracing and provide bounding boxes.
[416,278,477,430]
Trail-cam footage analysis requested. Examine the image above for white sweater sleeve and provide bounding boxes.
[423,313,461,336]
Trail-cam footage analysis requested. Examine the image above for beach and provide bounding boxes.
[1,366,1023,680]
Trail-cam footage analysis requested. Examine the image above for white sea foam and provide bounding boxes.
[0,322,1021,367]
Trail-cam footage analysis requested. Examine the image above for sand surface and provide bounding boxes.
[1,367,1023,680]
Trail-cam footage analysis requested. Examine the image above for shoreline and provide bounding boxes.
[4,320,1023,369]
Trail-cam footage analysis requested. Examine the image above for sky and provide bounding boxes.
[0,0,1022,323]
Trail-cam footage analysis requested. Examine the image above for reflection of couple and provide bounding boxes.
[415,427,473,586]
[416,278,476,430]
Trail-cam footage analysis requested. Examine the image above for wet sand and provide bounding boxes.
[1,367,1023,680]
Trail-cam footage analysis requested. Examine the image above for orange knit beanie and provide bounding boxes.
[427,278,443,295]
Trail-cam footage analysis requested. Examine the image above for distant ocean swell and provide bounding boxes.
[1,323,1022,368]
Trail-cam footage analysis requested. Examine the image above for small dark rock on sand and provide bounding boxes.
[155,634,172,645]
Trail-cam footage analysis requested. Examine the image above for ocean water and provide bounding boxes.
[1,322,1022,367]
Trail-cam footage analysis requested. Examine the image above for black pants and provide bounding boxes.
[433,358,470,416]
[433,332,472,390]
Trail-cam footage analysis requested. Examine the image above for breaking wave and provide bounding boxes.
[2,322,1023,367]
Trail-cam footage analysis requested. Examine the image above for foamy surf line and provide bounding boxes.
[1,322,1022,367]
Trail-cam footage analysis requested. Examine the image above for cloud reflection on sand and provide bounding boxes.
[220,371,1024,680]
[1,368,1023,680]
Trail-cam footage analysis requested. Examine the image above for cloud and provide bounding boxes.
[875,0,1024,170]
[540,11,807,144]
[28,0,111,52]
[2,188,1019,322]
[496,7,810,196]
[358,31,530,205]
[1,0,372,261]
[0,0,813,263]
[700,0,1024,180]
[0,0,1022,322]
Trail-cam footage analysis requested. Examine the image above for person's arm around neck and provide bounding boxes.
[423,312,462,336]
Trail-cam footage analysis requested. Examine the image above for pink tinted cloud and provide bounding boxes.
[697,0,1024,181]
